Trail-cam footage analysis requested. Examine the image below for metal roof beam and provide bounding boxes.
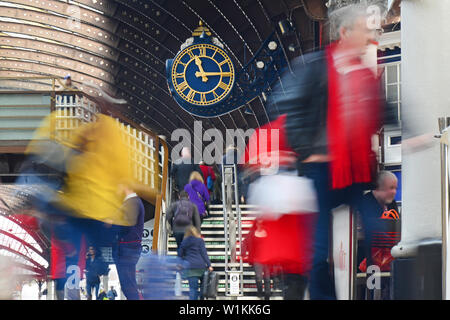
[0,59,116,93]
[0,48,115,85]
[0,5,119,48]
[0,36,118,75]
[0,19,119,62]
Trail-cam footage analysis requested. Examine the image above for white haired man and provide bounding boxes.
[267,4,397,299]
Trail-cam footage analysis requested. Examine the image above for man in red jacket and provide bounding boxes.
[266,4,391,299]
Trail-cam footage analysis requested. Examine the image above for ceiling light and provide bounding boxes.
[268,41,277,50]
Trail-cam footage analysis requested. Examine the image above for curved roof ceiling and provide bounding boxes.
[0,0,327,149]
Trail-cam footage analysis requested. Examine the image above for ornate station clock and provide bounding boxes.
[166,21,287,118]
[171,43,235,106]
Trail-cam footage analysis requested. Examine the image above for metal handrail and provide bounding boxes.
[0,76,72,92]
[439,117,450,300]
[222,164,244,297]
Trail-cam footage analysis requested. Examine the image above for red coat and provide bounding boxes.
[242,213,316,275]
[199,165,215,191]
[240,114,297,171]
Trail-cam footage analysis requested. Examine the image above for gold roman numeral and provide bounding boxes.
[186,89,196,101]
[218,81,228,90]
[198,46,207,57]
[200,93,207,103]
[178,81,189,92]
[175,73,184,78]
[213,91,219,99]
[218,59,228,67]
[187,50,195,60]
[212,49,219,59]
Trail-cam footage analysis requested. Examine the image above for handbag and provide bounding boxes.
[201,270,218,299]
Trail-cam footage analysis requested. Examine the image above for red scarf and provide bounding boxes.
[326,43,380,189]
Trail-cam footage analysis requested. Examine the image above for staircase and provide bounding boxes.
[166,203,284,300]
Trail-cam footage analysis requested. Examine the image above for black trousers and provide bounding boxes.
[283,274,308,300]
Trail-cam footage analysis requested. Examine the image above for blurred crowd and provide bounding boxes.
[0,3,405,300]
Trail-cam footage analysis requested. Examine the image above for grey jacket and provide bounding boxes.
[166,199,201,233]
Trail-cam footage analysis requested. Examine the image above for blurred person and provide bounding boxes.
[84,246,106,300]
[242,219,271,300]
[184,171,210,222]
[221,145,246,203]
[15,111,137,297]
[0,256,19,300]
[58,75,79,103]
[166,191,201,249]
[211,166,222,205]
[199,161,216,196]
[139,253,187,300]
[243,114,317,300]
[178,225,213,300]
[358,171,400,300]
[171,147,203,199]
[57,114,136,227]
[17,111,137,227]
[59,75,78,91]
[107,286,117,300]
[112,184,145,300]
[265,4,398,300]
[97,289,108,300]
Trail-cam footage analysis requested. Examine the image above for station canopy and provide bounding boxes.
[0,0,328,147]
[0,0,328,280]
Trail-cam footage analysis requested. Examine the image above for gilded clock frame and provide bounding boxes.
[171,43,235,106]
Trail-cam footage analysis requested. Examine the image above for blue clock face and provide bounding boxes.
[171,43,235,106]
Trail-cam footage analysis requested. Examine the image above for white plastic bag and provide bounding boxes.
[247,171,318,218]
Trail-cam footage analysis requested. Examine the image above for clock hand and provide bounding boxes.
[194,56,208,82]
[195,71,233,77]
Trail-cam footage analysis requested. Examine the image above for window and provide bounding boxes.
[381,62,401,122]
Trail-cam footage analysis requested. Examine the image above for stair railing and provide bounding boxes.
[221,164,244,297]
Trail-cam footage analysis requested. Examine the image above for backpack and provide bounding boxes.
[173,199,194,226]
[207,175,214,191]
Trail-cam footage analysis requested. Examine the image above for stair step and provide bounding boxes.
[209,205,260,208]
[208,211,262,215]
[168,238,226,242]
[167,251,234,257]
[202,217,256,221]
[162,202,287,298]
[196,230,250,235]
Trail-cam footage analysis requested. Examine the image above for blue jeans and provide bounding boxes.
[113,243,142,300]
[187,276,204,300]
[302,162,366,300]
[86,281,99,299]
[174,232,185,251]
